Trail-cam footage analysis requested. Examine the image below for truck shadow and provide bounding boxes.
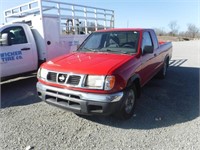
[81,66,199,129]
[0,73,41,108]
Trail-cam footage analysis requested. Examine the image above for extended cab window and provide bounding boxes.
[142,32,153,52]
[1,26,28,45]
[151,31,159,49]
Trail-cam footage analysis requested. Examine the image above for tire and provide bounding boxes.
[116,85,137,120]
[157,59,168,79]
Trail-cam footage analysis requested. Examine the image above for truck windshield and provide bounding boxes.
[78,31,139,54]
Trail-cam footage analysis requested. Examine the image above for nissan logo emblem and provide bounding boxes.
[58,74,66,82]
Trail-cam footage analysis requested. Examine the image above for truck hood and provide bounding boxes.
[43,52,132,75]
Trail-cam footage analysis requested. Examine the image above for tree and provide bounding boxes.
[168,21,179,36]
[187,24,199,38]
[154,27,166,36]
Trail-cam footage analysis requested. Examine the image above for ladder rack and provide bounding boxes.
[4,0,114,34]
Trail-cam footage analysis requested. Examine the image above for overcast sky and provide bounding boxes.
[0,0,199,32]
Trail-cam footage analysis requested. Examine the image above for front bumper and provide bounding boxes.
[37,82,124,115]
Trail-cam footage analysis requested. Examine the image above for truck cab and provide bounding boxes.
[0,0,114,78]
[0,24,38,78]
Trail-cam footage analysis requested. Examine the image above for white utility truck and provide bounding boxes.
[0,0,114,78]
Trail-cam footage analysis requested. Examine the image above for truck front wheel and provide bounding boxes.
[116,85,137,119]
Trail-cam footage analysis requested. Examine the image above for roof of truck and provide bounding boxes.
[96,28,151,32]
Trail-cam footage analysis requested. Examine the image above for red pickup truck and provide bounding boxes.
[37,28,172,119]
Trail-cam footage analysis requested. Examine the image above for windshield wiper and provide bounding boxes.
[83,47,98,52]
[104,49,129,54]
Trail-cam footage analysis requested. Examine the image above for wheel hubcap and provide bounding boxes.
[125,89,135,114]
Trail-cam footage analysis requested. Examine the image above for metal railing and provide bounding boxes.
[4,0,114,34]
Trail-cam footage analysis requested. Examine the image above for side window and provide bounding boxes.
[142,32,153,52]
[1,26,28,45]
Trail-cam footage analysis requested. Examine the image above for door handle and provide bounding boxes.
[21,48,30,51]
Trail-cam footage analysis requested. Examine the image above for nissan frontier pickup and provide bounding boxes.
[37,28,172,119]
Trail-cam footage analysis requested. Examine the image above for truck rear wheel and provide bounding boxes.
[116,85,137,120]
[157,58,168,79]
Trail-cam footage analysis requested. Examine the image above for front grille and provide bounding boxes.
[67,75,81,85]
[47,72,57,82]
[46,71,82,86]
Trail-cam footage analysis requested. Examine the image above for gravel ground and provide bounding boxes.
[0,40,200,150]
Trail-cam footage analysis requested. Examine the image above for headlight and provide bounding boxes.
[84,75,115,90]
[84,75,105,89]
[104,76,115,90]
[37,68,48,80]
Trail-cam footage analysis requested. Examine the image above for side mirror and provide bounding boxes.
[0,33,9,46]
[143,46,153,54]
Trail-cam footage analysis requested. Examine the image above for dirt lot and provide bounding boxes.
[0,40,199,150]
[157,36,196,42]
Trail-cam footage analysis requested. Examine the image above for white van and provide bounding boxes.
[0,0,114,78]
